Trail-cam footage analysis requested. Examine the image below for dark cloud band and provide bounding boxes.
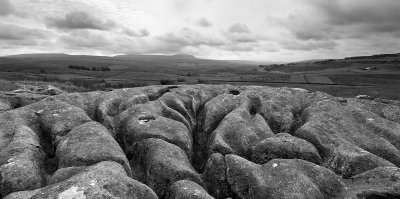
[46,11,116,31]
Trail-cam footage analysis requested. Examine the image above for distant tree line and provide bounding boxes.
[314,59,336,64]
[68,65,111,71]
[259,64,285,71]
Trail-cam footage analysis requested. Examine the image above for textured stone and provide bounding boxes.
[250,133,322,165]
[0,125,45,197]
[0,99,12,112]
[120,106,192,159]
[166,180,214,199]
[207,105,274,159]
[202,153,231,199]
[1,84,400,198]
[295,99,400,177]
[38,100,91,143]
[131,138,204,197]
[226,155,345,199]
[4,161,157,199]
[56,121,131,176]
[343,166,400,198]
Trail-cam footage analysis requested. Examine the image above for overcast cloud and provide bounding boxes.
[0,23,50,42]
[0,0,399,61]
[0,0,15,16]
[196,17,212,27]
[46,11,117,30]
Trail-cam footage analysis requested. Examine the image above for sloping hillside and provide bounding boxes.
[262,53,400,72]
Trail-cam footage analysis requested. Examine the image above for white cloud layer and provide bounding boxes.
[0,0,399,61]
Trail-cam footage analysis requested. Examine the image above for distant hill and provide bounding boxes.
[4,53,198,60]
[170,54,197,59]
[223,60,277,65]
[344,53,400,60]
[0,53,258,76]
[4,53,71,59]
[261,53,400,72]
[113,54,197,60]
[291,59,331,64]
[1,53,262,69]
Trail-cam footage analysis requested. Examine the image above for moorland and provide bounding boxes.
[0,52,399,99]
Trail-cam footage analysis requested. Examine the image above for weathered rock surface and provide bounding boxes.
[56,121,131,175]
[343,166,400,198]
[294,98,400,177]
[250,133,322,165]
[0,84,65,113]
[12,83,64,96]
[4,161,157,199]
[131,138,204,197]
[118,102,193,160]
[0,84,399,198]
[225,155,345,199]
[0,99,11,113]
[38,100,91,142]
[207,103,274,159]
[202,153,231,198]
[0,125,45,197]
[165,180,214,199]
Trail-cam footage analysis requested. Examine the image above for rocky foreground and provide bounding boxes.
[0,84,399,199]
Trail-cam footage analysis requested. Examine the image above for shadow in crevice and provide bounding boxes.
[191,95,227,173]
[249,106,257,116]
[37,127,59,181]
[192,105,209,173]
[229,90,240,96]
[289,104,310,135]
[261,103,310,135]
[248,96,262,116]
[148,86,179,101]
[264,117,282,135]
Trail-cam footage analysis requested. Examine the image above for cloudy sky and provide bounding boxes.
[0,0,399,62]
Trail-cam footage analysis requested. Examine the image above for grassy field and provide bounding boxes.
[0,53,399,100]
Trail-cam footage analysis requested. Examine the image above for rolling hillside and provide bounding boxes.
[1,53,400,100]
[262,53,400,72]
